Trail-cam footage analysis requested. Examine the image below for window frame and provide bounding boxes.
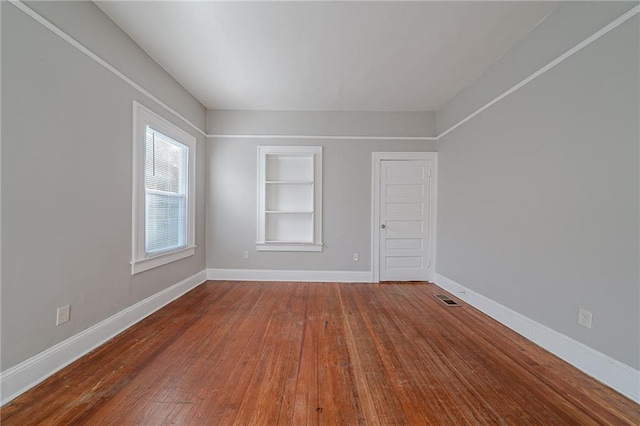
[131,101,196,274]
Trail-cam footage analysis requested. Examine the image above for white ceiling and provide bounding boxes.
[95,1,558,112]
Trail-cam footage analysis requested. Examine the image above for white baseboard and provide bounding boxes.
[0,270,207,406]
[207,268,373,283]
[435,273,640,403]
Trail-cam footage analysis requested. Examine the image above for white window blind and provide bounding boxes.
[144,127,188,255]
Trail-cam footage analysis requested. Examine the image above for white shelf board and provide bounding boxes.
[256,242,323,252]
[265,211,314,214]
[265,181,314,185]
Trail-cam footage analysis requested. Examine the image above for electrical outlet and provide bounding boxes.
[353,253,359,262]
[243,250,249,259]
[578,308,593,329]
[56,305,70,326]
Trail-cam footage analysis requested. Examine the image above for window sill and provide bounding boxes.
[256,243,323,252]
[131,245,197,274]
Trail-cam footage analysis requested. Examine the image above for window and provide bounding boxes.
[256,146,323,251]
[132,102,196,274]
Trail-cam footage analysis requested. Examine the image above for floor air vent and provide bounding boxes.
[434,294,461,307]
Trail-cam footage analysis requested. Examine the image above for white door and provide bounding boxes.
[379,160,432,281]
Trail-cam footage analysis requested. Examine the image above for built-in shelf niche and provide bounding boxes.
[257,146,323,251]
[265,183,313,212]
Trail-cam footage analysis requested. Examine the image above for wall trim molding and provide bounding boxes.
[0,270,207,406]
[207,134,437,141]
[8,0,207,137]
[207,268,373,283]
[437,4,640,140]
[206,7,639,142]
[434,273,640,403]
[11,0,638,142]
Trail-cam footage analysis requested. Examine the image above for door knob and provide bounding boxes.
[381,224,386,229]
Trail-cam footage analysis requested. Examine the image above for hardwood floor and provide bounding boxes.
[2,281,639,425]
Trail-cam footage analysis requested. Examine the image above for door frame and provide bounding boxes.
[371,152,438,283]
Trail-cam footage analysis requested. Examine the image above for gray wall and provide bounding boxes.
[207,110,436,271]
[209,110,435,137]
[1,2,207,370]
[437,2,637,133]
[436,3,639,369]
[25,0,206,131]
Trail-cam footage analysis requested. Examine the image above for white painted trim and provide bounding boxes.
[430,159,438,280]
[255,244,323,252]
[208,134,437,141]
[11,0,434,143]
[0,270,207,406]
[256,146,323,251]
[131,102,197,275]
[10,0,638,143]
[206,268,372,283]
[371,152,438,283]
[437,4,640,140]
[131,246,196,274]
[206,7,640,142]
[434,273,640,403]
[8,0,207,137]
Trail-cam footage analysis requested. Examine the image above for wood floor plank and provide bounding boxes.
[402,283,636,424]
[200,282,282,424]
[291,283,319,426]
[375,284,548,423]
[85,281,267,424]
[316,283,367,425]
[236,282,306,425]
[276,283,310,426]
[1,282,234,425]
[341,284,468,424]
[2,281,638,425]
[396,284,591,423]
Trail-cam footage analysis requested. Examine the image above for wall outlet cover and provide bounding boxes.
[56,305,70,326]
[578,308,593,329]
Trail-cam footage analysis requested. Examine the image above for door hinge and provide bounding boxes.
[427,260,431,268]
[427,169,432,177]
